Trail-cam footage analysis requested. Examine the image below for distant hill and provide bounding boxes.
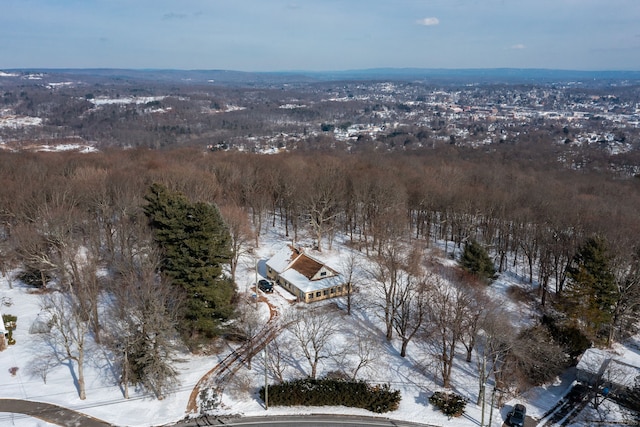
[305,68,640,83]
[3,67,640,86]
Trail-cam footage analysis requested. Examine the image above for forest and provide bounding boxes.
[1,142,639,406]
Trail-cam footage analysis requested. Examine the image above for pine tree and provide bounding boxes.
[565,236,618,341]
[460,239,496,283]
[144,183,234,340]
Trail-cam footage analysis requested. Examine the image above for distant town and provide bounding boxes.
[1,68,639,176]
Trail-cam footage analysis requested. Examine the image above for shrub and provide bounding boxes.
[429,391,466,418]
[3,314,18,344]
[17,268,52,288]
[505,325,569,388]
[542,315,591,362]
[198,387,221,412]
[259,378,401,413]
[2,314,17,327]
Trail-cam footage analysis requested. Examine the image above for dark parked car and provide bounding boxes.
[258,279,274,293]
[507,403,526,427]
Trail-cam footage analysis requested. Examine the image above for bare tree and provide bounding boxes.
[265,336,292,383]
[287,307,339,379]
[234,297,266,370]
[474,308,515,407]
[609,247,640,344]
[28,353,57,384]
[368,239,404,341]
[393,272,430,357]
[238,160,271,245]
[300,159,344,251]
[459,283,492,363]
[425,277,472,388]
[348,330,378,380]
[43,291,90,400]
[220,204,255,283]
[339,250,361,315]
[13,198,104,343]
[11,223,59,287]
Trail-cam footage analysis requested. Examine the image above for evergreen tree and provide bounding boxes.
[565,236,618,341]
[460,239,496,283]
[144,183,234,340]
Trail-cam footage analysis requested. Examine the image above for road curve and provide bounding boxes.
[169,414,439,427]
[0,398,113,427]
[1,400,439,427]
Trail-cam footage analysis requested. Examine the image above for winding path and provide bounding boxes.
[185,290,283,415]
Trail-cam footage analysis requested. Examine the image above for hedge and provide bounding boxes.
[259,378,401,413]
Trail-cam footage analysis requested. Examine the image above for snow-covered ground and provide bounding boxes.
[0,226,637,427]
[88,96,166,106]
[0,115,43,129]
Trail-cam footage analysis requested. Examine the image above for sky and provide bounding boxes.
[1,0,640,72]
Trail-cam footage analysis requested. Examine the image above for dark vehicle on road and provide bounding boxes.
[507,403,526,427]
[258,279,274,293]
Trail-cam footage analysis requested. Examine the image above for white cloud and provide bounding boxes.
[417,17,439,26]
[511,43,526,49]
[162,13,188,20]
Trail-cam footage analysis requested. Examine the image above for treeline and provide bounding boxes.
[1,145,637,306]
[1,146,639,397]
[2,146,639,289]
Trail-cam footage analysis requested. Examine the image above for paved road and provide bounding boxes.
[169,414,438,427]
[1,400,438,427]
[0,398,113,427]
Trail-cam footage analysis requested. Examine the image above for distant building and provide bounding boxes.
[265,245,349,303]
[576,348,640,393]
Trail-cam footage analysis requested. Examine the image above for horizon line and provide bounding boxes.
[3,66,640,74]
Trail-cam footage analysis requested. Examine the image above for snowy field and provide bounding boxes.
[0,226,637,427]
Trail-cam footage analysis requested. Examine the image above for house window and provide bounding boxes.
[323,290,328,296]
[337,286,341,292]
[316,292,321,297]
[330,288,335,294]
[320,271,327,277]
[309,293,313,299]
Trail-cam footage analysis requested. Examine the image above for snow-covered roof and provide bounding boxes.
[266,245,343,294]
[267,245,299,274]
[576,348,608,375]
[577,348,640,389]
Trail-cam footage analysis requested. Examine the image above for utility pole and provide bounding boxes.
[255,258,259,309]
[480,353,486,427]
[488,386,497,427]
[264,343,269,410]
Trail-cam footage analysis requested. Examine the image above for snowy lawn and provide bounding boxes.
[1,227,636,426]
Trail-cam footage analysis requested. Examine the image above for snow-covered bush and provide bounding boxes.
[429,391,466,418]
